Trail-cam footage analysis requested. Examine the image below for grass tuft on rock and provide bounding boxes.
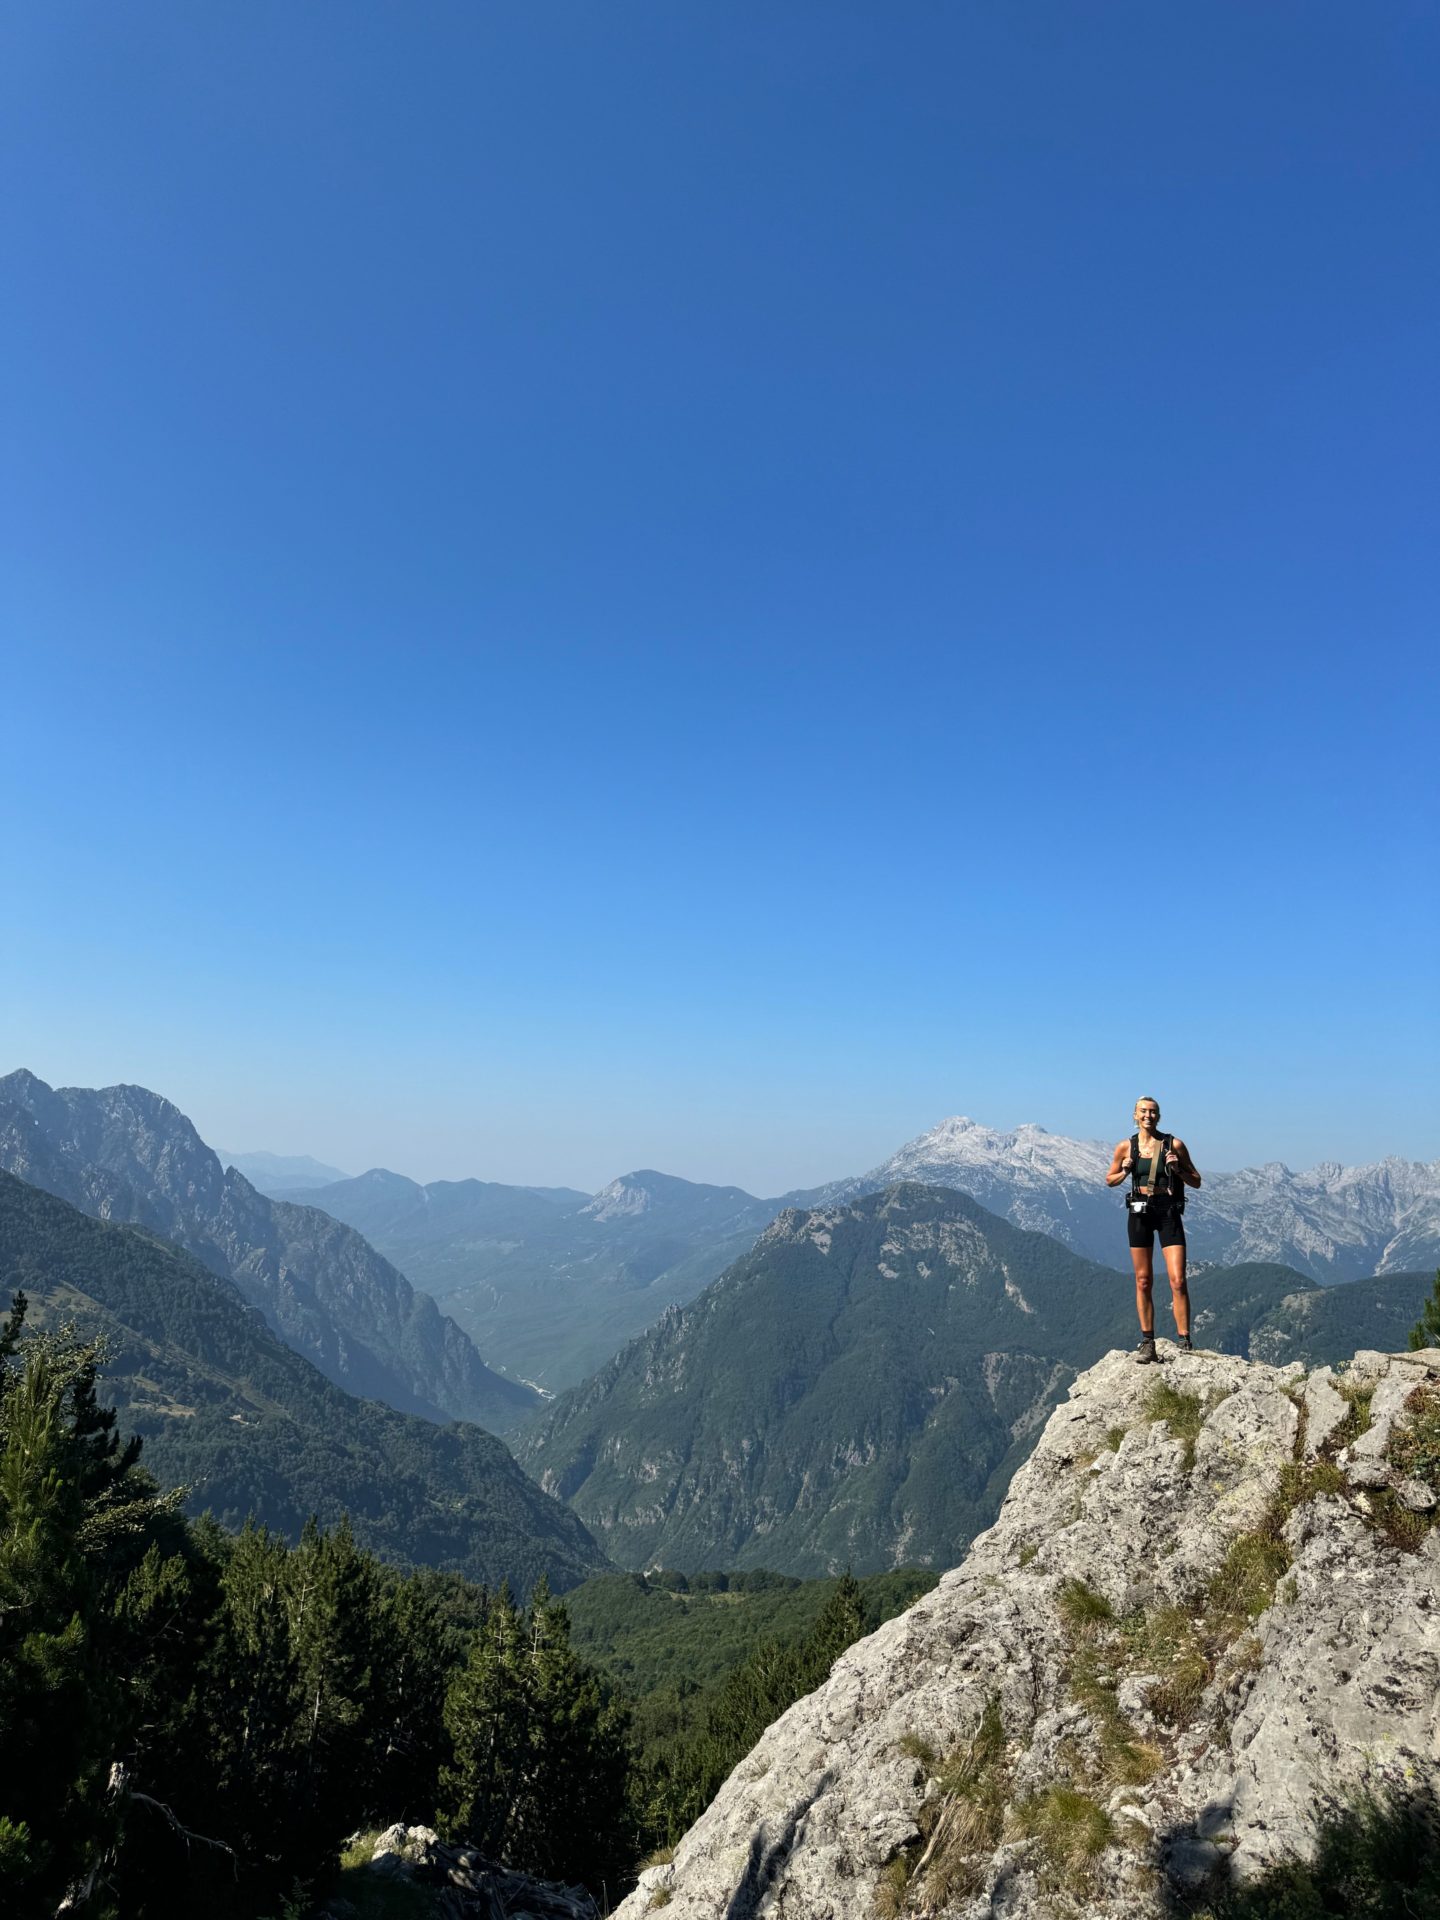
[872,1853,911,1918]
[882,1696,1012,1913]
[1208,1530,1292,1633]
[1122,1603,1211,1726]
[1363,1488,1430,1554]
[1057,1578,1115,1629]
[1331,1377,1375,1448]
[1389,1382,1440,1492]
[1144,1379,1208,1467]
[1015,1785,1114,1872]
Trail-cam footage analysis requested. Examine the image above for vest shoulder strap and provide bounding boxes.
[1132,1133,1173,1191]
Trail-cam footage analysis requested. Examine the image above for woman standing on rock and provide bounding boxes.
[1105,1096,1202,1364]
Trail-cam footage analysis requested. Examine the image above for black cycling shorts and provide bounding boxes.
[1127,1204,1186,1251]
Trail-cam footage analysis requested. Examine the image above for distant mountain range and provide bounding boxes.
[0,1071,537,1432]
[18,1072,1435,1425]
[219,1149,351,1193]
[287,1116,1440,1393]
[826,1116,1440,1280]
[0,1169,605,1594]
[291,1166,780,1390]
[516,1180,1437,1578]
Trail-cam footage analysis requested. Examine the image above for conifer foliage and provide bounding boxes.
[0,1297,628,1917]
[0,1294,881,1916]
[1409,1270,1440,1351]
[440,1579,629,1890]
[631,1572,868,1847]
[0,1292,187,1914]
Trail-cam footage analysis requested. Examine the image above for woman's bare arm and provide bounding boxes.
[1106,1139,1134,1187]
[1171,1137,1202,1189]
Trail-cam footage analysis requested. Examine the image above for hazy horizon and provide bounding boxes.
[5,1060,1431,1199]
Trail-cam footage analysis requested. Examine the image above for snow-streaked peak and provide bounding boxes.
[864,1115,1112,1189]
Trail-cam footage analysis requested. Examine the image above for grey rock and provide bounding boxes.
[1302,1367,1349,1457]
[1398,1478,1437,1512]
[1118,1674,1160,1719]
[356,1825,598,1919]
[1348,1362,1423,1463]
[616,1347,1440,1920]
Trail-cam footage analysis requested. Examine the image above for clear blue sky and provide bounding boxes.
[4,3,1436,1192]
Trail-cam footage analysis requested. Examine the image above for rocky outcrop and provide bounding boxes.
[622,1343,1440,1918]
[329,1824,599,1919]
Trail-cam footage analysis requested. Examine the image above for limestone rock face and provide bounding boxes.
[621,1345,1440,1919]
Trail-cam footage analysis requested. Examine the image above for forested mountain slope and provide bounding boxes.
[520,1185,1436,1579]
[0,1168,605,1593]
[0,1070,536,1430]
[517,1184,1153,1576]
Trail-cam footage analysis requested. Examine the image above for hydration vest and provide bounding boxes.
[1131,1133,1185,1213]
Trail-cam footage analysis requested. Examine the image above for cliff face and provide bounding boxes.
[623,1343,1440,1918]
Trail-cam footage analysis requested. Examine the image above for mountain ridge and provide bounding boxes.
[0,1166,605,1594]
[290,1115,1439,1398]
[293,1163,779,1390]
[0,1071,538,1432]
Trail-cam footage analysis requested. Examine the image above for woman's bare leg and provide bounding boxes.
[1163,1242,1190,1337]
[1130,1247,1155,1334]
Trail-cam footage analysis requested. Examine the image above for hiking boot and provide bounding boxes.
[1176,1334,1194,1353]
[1135,1335,1158,1365]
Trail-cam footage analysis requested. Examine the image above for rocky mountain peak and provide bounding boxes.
[625,1342,1440,1917]
[582,1174,656,1221]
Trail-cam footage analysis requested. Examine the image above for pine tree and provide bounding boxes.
[440,1584,530,1858]
[193,1522,304,1862]
[519,1580,629,1889]
[440,1582,629,1893]
[801,1570,865,1680]
[1409,1271,1440,1351]
[369,1569,454,1820]
[0,1306,181,1912]
[288,1515,384,1836]
[0,1341,94,1909]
